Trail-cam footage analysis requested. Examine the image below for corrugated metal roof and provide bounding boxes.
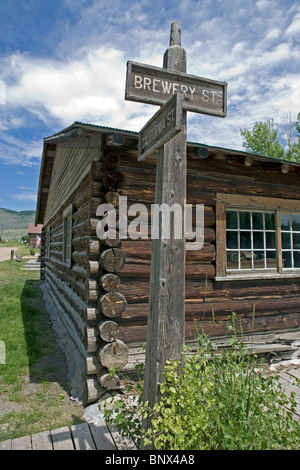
[69,121,298,166]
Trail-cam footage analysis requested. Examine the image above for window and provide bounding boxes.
[216,194,300,279]
[280,213,300,269]
[63,205,73,265]
[226,210,277,271]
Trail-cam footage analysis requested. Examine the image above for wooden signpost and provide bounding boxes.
[138,93,184,161]
[125,21,227,444]
[126,60,227,118]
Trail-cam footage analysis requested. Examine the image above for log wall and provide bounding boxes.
[42,138,130,404]
[107,134,300,345]
[41,128,300,402]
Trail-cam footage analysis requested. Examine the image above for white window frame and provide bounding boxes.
[216,194,300,280]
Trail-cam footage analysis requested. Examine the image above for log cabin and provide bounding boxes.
[35,121,300,404]
[28,223,43,248]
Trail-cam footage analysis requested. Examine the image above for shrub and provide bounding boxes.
[102,320,300,450]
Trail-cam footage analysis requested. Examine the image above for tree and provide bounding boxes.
[240,119,285,160]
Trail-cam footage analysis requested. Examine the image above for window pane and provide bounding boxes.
[240,251,252,269]
[293,233,300,250]
[226,211,238,229]
[294,252,300,268]
[292,214,300,232]
[265,213,275,230]
[253,212,263,230]
[280,213,290,231]
[283,251,292,268]
[240,212,251,229]
[253,232,264,249]
[266,251,277,268]
[240,232,251,249]
[266,232,276,249]
[227,251,239,269]
[226,231,238,249]
[254,251,265,269]
[282,232,291,249]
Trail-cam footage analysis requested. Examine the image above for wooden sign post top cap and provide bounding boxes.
[164,21,186,73]
[170,21,182,46]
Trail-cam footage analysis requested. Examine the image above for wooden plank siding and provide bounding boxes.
[38,124,300,404]
[43,146,100,226]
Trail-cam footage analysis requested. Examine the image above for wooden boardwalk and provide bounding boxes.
[0,419,136,451]
[1,366,299,450]
[277,366,300,421]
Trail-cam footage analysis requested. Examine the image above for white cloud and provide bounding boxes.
[0,132,42,167]
[256,0,276,10]
[3,47,156,132]
[265,27,281,41]
[11,190,37,202]
[0,0,299,158]
[285,14,300,37]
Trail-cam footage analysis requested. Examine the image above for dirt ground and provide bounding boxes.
[0,247,19,262]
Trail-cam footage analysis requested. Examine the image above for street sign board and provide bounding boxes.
[138,93,184,161]
[125,60,227,118]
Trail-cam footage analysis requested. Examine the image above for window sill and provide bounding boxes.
[215,272,300,281]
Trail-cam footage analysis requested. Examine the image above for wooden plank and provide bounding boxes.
[0,439,12,450]
[278,372,300,404]
[138,93,183,161]
[44,146,99,226]
[125,61,227,117]
[51,426,74,450]
[286,368,300,380]
[215,201,226,277]
[11,435,32,450]
[31,430,53,450]
[71,422,96,450]
[142,24,187,445]
[109,425,137,450]
[88,421,116,450]
[217,193,300,211]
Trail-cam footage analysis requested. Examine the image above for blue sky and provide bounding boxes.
[0,0,299,211]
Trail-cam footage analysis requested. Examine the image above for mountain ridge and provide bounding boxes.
[0,207,36,230]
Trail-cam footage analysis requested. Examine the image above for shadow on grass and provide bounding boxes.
[20,279,70,392]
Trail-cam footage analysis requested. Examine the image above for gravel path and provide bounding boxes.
[0,247,19,262]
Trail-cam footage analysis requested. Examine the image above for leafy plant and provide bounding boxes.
[102,316,300,450]
[101,364,144,449]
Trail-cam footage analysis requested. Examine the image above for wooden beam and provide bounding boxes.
[282,162,290,174]
[105,133,125,147]
[142,21,186,444]
[244,156,253,167]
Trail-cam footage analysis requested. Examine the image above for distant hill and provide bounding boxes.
[0,208,36,240]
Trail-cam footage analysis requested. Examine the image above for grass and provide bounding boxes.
[0,258,84,441]
[0,241,22,247]
[0,261,41,384]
